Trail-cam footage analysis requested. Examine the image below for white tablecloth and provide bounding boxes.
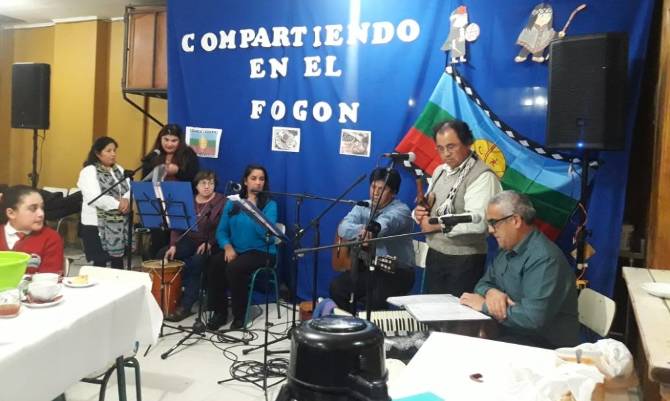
[0,280,162,401]
[389,332,558,401]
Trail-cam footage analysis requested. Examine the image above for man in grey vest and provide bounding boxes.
[414,120,501,296]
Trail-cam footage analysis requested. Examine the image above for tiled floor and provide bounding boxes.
[63,248,295,401]
[65,303,295,401]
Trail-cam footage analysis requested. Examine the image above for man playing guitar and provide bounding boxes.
[329,168,415,311]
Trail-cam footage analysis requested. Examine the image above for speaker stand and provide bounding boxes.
[30,128,39,188]
[576,150,590,274]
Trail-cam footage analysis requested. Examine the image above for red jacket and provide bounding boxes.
[0,225,64,275]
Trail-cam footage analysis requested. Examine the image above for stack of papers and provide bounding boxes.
[387,294,490,322]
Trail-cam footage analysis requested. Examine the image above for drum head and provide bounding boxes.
[142,259,184,272]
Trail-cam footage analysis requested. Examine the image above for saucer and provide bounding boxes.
[63,278,97,288]
[22,295,64,308]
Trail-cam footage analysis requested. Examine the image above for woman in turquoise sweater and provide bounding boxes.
[207,164,277,330]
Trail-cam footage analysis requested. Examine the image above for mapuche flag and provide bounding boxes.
[396,66,582,240]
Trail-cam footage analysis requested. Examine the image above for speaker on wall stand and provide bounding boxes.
[545,32,628,276]
[11,62,51,188]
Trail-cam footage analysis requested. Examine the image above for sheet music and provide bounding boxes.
[405,301,490,322]
[228,196,287,241]
[387,294,459,308]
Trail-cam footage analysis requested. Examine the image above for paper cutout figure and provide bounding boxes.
[441,6,480,64]
[515,3,587,63]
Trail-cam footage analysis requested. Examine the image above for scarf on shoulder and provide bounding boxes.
[95,163,130,257]
[435,153,478,216]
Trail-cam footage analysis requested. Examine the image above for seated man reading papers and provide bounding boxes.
[460,190,579,349]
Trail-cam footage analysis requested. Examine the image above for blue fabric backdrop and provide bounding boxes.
[166,0,654,300]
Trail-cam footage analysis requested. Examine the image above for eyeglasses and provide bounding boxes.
[436,143,461,154]
[486,214,515,229]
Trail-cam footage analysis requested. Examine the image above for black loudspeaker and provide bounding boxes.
[546,33,628,150]
[11,63,51,130]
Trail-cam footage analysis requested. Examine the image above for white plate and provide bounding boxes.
[641,282,670,299]
[22,295,65,308]
[63,278,97,288]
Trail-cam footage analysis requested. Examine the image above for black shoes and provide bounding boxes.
[165,306,194,322]
[229,319,245,330]
[206,312,229,330]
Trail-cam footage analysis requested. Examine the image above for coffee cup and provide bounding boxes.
[28,282,61,302]
[31,273,59,284]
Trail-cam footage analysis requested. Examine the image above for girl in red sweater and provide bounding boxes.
[0,185,64,275]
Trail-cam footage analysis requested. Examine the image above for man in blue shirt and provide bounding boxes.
[460,190,579,348]
[329,168,415,311]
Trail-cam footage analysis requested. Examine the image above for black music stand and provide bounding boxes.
[217,196,289,393]
[159,201,249,359]
[241,189,363,356]
[131,181,193,339]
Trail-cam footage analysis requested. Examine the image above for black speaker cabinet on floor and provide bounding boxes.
[546,33,628,150]
[11,63,51,130]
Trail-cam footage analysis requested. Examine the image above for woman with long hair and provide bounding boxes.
[0,185,64,275]
[142,124,200,257]
[77,136,130,268]
[207,164,278,330]
[142,123,199,183]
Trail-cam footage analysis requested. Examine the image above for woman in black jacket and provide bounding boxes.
[142,123,199,184]
[142,123,200,258]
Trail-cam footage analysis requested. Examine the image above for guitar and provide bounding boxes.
[332,233,352,272]
[371,255,398,274]
[332,233,398,274]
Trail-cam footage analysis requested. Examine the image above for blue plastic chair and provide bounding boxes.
[243,223,284,328]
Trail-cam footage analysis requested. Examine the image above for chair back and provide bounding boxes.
[42,186,68,196]
[413,240,429,268]
[413,240,429,293]
[578,288,616,337]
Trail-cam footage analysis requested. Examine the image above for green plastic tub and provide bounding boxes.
[0,251,31,291]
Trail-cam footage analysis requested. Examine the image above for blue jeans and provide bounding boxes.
[158,237,215,311]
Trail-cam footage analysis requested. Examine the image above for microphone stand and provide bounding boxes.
[241,190,361,356]
[297,226,445,320]
[350,160,396,320]
[161,203,248,360]
[298,174,368,311]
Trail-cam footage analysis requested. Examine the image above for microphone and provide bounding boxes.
[227,181,242,194]
[428,213,482,226]
[141,149,161,163]
[382,152,415,162]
